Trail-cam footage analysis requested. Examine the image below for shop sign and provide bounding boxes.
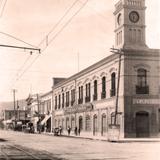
[55,110,64,116]
[133,99,160,105]
[64,103,93,115]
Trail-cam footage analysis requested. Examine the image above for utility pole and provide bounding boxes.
[37,94,40,114]
[17,100,19,121]
[110,48,124,125]
[12,89,17,125]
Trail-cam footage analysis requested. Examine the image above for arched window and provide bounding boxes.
[85,115,91,131]
[110,72,116,97]
[78,86,83,104]
[55,96,57,110]
[101,76,106,99]
[85,83,91,103]
[137,68,147,87]
[136,68,149,94]
[93,80,98,100]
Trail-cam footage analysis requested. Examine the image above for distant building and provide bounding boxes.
[26,91,53,133]
[38,91,53,132]
[2,109,29,129]
[26,94,41,132]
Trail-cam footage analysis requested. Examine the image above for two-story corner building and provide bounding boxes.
[114,0,160,138]
[52,0,160,139]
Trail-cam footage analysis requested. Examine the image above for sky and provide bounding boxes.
[0,0,159,102]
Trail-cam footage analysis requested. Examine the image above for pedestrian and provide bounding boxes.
[38,124,42,134]
[78,128,81,136]
[74,126,77,136]
[59,126,62,135]
[67,126,71,136]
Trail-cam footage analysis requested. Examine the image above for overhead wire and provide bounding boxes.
[0,31,38,48]
[0,0,3,8]
[16,55,32,79]
[38,0,80,47]
[12,0,89,87]
[78,0,109,22]
[10,0,81,89]
[10,0,110,89]
[0,31,39,87]
[0,32,39,89]
[42,0,89,52]
[0,0,7,17]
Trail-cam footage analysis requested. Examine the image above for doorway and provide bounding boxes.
[93,115,98,136]
[136,111,149,138]
[101,114,106,136]
[79,116,83,131]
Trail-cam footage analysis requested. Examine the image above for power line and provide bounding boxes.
[78,0,109,22]
[0,0,3,9]
[0,31,38,48]
[38,0,79,46]
[16,55,31,77]
[38,0,80,47]
[0,0,7,17]
[14,54,40,82]
[42,0,89,52]
[10,0,81,89]
[13,0,88,84]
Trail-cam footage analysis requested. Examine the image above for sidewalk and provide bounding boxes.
[118,138,160,143]
[42,131,160,143]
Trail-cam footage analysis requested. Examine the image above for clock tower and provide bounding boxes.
[114,0,148,50]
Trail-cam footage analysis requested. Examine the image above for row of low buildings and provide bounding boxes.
[2,0,160,139]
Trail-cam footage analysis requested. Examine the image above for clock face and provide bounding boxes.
[117,13,122,25]
[129,11,139,23]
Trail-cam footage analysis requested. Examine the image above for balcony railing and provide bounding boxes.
[66,102,69,107]
[110,89,116,97]
[93,94,97,101]
[136,85,149,94]
[101,91,106,99]
[85,96,90,103]
[71,100,75,106]
[78,98,83,104]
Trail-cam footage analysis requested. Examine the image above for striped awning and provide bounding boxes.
[40,114,51,125]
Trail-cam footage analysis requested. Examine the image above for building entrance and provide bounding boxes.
[46,117,51,132]
[136,111,149,138]
[101,114,106,136]
[79,116,83,131]
[93,115,98,136]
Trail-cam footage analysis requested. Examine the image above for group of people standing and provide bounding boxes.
[67,126,81,136]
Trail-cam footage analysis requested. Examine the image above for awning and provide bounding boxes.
[40,114,51,125]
